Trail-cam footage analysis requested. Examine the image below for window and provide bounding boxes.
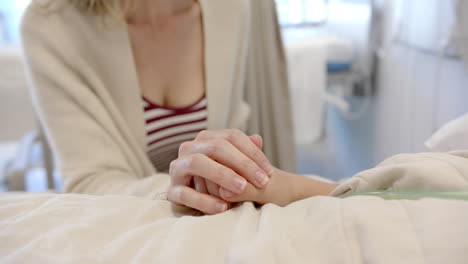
[0,0,31,44]
[276,0,327,27]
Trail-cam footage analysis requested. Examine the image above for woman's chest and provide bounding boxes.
[128,17,205,108]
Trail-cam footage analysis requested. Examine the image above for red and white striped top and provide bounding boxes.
[143,95,208,172]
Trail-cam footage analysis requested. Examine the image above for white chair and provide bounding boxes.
[0,46,54,191]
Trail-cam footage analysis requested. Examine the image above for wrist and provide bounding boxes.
[254,169,340,207]
[256,168,294,206]
[266,169,307,206]
[288,172,339,204]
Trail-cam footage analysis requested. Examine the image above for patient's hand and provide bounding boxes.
[167,129,274,215]
[219,169,340,207]
[218,168,294,206]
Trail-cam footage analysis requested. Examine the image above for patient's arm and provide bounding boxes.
[169,129,336,213]
[219,169,339,207]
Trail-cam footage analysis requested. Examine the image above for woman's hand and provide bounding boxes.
[167,129,274,215]
[189,134,265,208]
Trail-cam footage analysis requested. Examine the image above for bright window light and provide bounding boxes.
[276,0,327,26]
[0,0,31,44]
[2,0,330,43]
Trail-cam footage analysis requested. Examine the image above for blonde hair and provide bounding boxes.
[35,0,133,17]
[71,0,126,16]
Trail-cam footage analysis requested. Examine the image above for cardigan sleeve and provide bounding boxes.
[244,0,297,173]
[20,4,170,198]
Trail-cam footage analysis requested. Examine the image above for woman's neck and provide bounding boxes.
[126,0,196,25]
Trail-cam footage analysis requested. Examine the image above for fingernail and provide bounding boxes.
[234,177,247,193]
[221,188,237,198]
[216,202,227,213]
[256,171,269,187]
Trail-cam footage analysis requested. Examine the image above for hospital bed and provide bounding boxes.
[1,150,468,263]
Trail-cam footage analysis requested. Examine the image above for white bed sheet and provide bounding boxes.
[1,151,468,263]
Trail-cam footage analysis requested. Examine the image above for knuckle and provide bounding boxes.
[168,186,185,204]
[196,130,209,139]
[220,138,232,147]
[226,133,237,142]
[214,138,228,147]
[205,139,226,155]
[204,144,218,156]
[232,129,243,135]
[176,190,186,204]
[178,141,193,156]
[169,159,179,175]
[226,129,242,141]
[188,153,205,168]
[167,188,175,202]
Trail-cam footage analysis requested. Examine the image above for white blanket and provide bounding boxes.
[1,152,468,263]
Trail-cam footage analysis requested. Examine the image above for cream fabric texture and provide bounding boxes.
[20,0,296,198]
[1,151,468,263]
[425,113,468,152]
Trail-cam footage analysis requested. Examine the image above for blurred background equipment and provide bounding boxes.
[0,46,55,192]
[279,0,468,181]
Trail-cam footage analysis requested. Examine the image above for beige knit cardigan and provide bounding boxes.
[21,0,296,198]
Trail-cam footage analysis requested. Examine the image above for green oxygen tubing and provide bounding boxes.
[340,191,468,201]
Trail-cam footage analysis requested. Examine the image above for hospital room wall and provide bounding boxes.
[298,0,468,180]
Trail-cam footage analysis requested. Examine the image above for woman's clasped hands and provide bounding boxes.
[167,129,278,215]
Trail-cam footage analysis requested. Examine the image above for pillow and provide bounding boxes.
[426,114,468,152]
